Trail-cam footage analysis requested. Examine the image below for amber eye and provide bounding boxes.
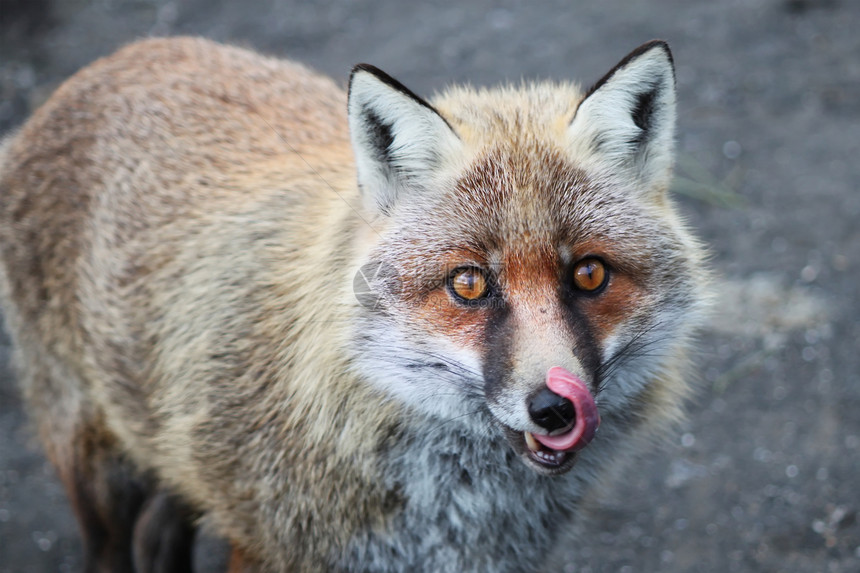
[572,258,607,292]
[449,267,490,302]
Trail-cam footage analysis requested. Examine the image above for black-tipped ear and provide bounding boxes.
[348,64,461,215]
[568,41,677,192]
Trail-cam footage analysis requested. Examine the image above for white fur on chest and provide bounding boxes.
[342,416,587,573]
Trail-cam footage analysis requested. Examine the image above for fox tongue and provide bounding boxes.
[532,367,600,452]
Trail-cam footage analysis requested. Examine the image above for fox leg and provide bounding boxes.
[132,490,197,573]
[60,427,146,573]
[44,415,197,573]
[22,353,195,573]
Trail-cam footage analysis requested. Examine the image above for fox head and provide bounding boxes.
[347,41,707,475]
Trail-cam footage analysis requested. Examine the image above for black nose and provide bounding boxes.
[528,387,576,432]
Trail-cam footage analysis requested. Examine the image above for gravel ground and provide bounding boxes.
[1,1,858,572]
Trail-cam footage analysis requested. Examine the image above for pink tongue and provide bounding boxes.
[532,366,600,452]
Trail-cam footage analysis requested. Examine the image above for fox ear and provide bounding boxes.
[348,65,461,215]
[568,41,676,193]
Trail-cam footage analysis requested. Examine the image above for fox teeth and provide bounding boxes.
[524,431,541,453]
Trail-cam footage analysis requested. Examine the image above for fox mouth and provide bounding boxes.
[504,366,601,475]
[502,426,577,474]
[527,429,577,470]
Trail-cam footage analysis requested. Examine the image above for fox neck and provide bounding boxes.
[342,409,590,572]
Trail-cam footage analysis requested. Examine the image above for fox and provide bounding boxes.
[0,37,708,572]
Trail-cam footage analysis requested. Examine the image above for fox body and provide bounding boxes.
[0,37,708,572]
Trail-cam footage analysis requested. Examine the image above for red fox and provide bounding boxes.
[0,37,708,572]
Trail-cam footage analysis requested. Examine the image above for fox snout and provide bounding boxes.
[486,361,601,474]
[528,367,600,446]
[528,385,577,433]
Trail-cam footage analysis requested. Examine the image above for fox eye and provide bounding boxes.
[572,258,607,292]
[448,267,490,302]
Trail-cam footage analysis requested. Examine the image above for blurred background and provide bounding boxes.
[1,0,858,571]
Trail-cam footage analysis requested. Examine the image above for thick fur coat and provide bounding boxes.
[0,38,708,572]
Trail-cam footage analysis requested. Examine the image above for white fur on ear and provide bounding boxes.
[569,41,677,193]
[348,65,462,215]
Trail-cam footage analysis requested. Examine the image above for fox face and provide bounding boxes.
[348,42,706,475]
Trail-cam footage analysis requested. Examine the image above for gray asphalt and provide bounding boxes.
[1,1,858,572]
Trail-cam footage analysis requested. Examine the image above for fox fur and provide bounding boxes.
[0,37,708,572]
